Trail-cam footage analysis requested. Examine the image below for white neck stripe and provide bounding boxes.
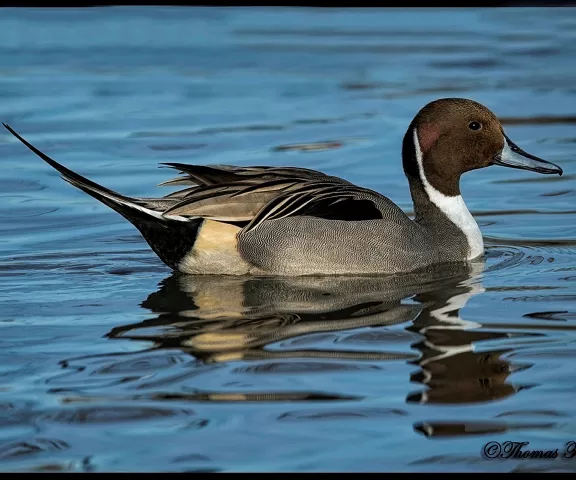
[412,128,484,260]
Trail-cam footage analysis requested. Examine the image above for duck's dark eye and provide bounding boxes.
[469,121,482,131]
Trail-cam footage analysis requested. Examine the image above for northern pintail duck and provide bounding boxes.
[3,98,563,276]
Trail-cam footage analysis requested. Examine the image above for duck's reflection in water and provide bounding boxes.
[406,271,525,407]
[106,260,525,406]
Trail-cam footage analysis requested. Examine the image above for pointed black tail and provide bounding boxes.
[3,123,202,270]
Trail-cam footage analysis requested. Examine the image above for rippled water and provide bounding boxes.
[0,6,575,473]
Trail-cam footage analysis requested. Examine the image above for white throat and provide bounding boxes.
[412,128,484,260]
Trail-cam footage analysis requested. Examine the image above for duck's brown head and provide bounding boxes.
[402,98,563,196]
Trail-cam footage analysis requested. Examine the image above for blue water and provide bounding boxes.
[0,6,575,472]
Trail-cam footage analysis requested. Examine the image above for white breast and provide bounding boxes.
[413,129,484,260]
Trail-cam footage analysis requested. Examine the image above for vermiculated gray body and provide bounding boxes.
[238,213,469,276]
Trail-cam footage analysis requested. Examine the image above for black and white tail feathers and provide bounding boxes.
[2,123,202,270]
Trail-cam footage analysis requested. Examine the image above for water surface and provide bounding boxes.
[0,6,575,473]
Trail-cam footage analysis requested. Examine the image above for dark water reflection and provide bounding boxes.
[109,263,511,407]
[1,5,576,473]
[39,252,575,472]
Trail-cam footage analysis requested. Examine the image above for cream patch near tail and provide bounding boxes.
[178,219,252,275]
